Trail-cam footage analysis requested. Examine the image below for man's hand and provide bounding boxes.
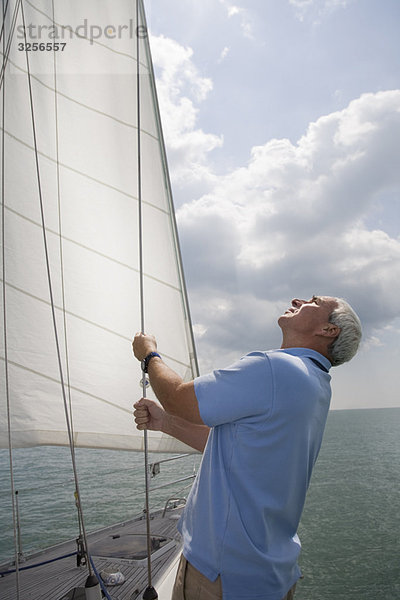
[133,397,209,452]
[133,398,165,431]
[132,332,157,361]
[132,333,203,425]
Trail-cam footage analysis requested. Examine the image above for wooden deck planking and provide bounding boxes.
[0,506,183,600]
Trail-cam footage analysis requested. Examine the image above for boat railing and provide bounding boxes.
[147,452,199,504]
[149,453,191,477]
[162,497,187,518]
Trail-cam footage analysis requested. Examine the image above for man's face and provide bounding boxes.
[278,295,338,335]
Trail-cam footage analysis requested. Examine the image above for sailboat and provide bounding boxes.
[0,0,199,598]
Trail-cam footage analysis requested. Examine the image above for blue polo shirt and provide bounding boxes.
[178,348,332,600]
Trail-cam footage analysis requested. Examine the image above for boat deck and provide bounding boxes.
[0,503,184,600]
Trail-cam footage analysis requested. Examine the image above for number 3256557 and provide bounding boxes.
[18,42,66,51]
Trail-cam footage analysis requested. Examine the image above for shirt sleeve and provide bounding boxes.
[194,352,273,427]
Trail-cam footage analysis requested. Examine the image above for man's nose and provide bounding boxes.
[291,298,305,308]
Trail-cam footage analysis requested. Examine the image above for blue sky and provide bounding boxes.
[144,0,400,409]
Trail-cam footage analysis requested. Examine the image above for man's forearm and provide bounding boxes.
[147,357,202,423]
[132,333,202,423]
[147,357,183,410]
[162,412,210,453]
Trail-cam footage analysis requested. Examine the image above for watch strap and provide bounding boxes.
[141,352,161,373]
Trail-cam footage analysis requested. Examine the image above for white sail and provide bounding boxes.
[0,0,198,453]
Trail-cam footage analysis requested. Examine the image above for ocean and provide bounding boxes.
[1,407,399,599]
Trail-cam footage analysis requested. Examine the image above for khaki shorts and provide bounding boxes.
[171,554,297,600]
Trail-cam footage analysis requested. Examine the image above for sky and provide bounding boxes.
[143,0,400,410]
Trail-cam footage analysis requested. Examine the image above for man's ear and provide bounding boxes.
[318,324,341,338]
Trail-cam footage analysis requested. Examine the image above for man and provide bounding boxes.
[132,295,361,600]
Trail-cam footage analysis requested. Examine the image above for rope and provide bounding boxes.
[0,552,77,577]
[19,0,93,581]
[136,1,157,597]
[1,1,21,596]
[89,557,113,600]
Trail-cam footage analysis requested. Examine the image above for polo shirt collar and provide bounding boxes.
[277,347,332,372]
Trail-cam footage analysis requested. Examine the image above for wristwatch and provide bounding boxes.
[141,352,161,373]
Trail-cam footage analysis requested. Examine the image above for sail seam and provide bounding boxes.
[0,279,191,366]
[0,356,191,410]
[0,52,159,142]
[2,129,168,214]
[3,205,182,293]
[0,355,132,413]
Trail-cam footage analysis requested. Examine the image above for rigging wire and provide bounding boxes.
[136,1,158,598]
[19,0,94,584]
[0,0,21,91]
[1,1,21,596]
[49,0,84,545]
[0,0,10,46]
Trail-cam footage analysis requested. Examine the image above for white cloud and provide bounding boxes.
[175,90,400,366]
[218,0,241,17]
[218,0,254,39]
[225,5,241,18]
[150,34,223,193]
[218,46,230,63]
[362,335,384,351]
